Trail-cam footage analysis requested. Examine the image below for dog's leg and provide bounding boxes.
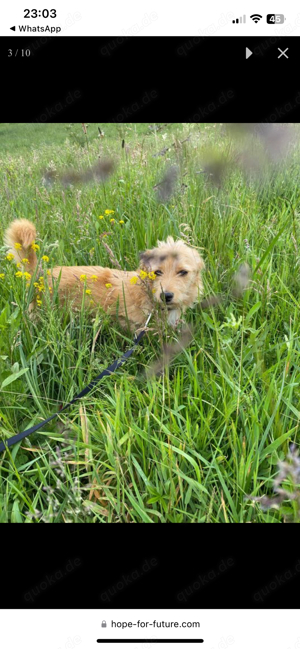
[28,300,39,323]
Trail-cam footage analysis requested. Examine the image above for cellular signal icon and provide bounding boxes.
[250,14,263,22]
[232,15,246,23]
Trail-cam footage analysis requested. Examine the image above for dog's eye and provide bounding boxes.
[154,270,163,276]
[178,270,188,276]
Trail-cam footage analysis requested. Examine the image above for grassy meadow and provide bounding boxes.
[1,122,300,523]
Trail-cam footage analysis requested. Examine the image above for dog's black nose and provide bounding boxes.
[160,291,174,303]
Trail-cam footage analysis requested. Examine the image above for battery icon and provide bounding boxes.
[266,14,286,23]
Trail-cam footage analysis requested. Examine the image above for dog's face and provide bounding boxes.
[140,236,205,313]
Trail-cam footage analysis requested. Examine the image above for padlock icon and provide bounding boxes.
[101,621,107,628]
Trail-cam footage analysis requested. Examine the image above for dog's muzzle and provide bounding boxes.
[160,291,174,304]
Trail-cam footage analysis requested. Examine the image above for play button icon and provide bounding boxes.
[246,47,253,59]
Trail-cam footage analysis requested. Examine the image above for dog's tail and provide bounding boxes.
[4,219,38,274]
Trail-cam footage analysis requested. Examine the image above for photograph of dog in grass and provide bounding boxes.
[4,218,205,330]
[1,122,300,524]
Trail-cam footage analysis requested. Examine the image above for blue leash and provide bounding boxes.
[0,314,152,454]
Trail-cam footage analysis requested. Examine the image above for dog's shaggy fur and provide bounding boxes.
[4,219,205,329]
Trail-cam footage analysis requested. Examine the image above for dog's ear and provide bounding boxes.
[194,252,205,272]
[198,256,205,271]
[139,250,154,268]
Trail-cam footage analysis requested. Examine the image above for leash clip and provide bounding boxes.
[144,312,152,327]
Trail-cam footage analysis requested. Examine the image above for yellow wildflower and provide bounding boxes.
[91,275,98,281]
[36,299,42,306]
[105,283,112,288]
[6,253,14,261]
[152,288,156,293]
[14,243,22,250]
[23,272,31,281]
[110,218,115,224]
[119,220,124,224]
[139,270,148,280]
[42,255,49,262]
[39,276,44,282]
[21,258,29,264]
[148,271,156,280]
[16,262,21,268]
[98,215,104,220]
[34,282,39,288]
[47,270,51,276]
[0,273,5,280]
[31,243,40,251]
[80,274,87,282]
[49,287,53,293]
[105,209,114,215]
[15,271,23,278]
[85,289,92,295]
[90,300,95,306]
[130,276,138,285]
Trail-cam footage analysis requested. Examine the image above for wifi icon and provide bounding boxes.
[250,14,262,23]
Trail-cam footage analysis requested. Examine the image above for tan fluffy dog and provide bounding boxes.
[4,219,205,330]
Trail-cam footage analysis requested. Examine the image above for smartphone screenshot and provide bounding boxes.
[1,0,300,645]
